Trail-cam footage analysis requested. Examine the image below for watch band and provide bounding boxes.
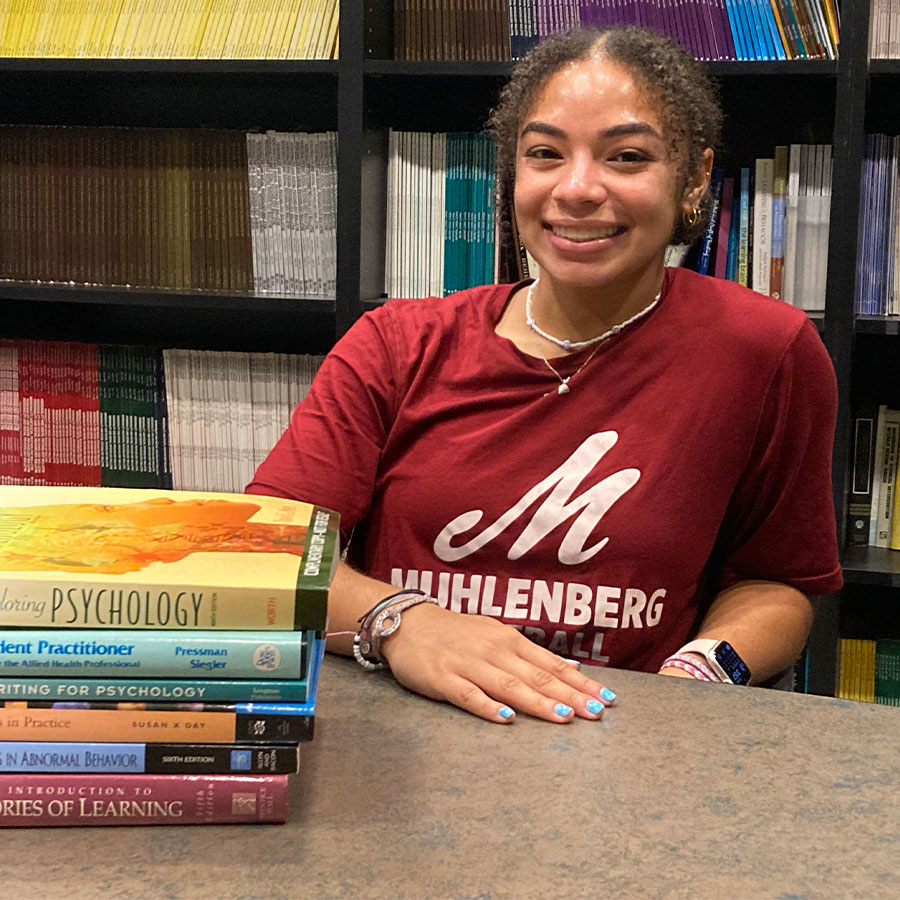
[678,639,751,685]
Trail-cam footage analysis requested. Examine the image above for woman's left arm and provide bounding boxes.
[659,579,814,684]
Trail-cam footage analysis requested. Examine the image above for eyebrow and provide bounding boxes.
[519,121,664,141]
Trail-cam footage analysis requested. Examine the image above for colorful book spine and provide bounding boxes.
[0,485,338,631]
[0,701,315,743]
[697,167,725,276]
[737,166,751,286]
[0,628,311,679]
[714,176,734,279]
[0,741,300,774]
[0,677,311,703]
[725,190,740,281]
[769,145,788,299]
[0,773,289,826]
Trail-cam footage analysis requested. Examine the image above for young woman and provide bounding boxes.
[247,27,842,723]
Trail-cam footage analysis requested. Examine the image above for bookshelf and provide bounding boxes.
[0,0,888,696]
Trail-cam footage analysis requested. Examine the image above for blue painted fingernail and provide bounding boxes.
[586,699,603,714]
[555,703,573,717]
[601,688,617,702]
[498,706,515,720]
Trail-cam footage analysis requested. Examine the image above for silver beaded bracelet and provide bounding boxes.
[353,589,440,671]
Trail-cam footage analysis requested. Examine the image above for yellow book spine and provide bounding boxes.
[0,0,12,56]
[261,0,286,58]
[268,0,295,59]
[19,0,46,56]
[108,0,137,57]
[284,0,306,59]
[96,0,125,57]
[310,0,330,59]
[205,0,238,59]
[84,0,111,56]
[221,0,249,58]
[290,0,315,58]
[324,0,338,59]
[57,0,78,56]
[178,0,212,59]
[240,0,265,59]
[131,0,161,57]
[168,0,190,56]
[69,0,92,57]
[74,0,101,57]
[300,0,319,58]
[249,0,278,59]
[158,0,181,56]
[120,0,148,57]
[164,0,191,57]
[187,0,215,58]
[0,0,10,54]
[2,0,25,57]
[234,0,259,58]
[258,0,284,58]
[150,0,177,57]
[32,0,58,56]
[891,447,900,550]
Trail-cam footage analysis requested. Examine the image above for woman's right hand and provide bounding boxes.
[380,601,617,724]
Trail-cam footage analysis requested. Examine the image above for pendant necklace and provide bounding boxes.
[525,278,662,396]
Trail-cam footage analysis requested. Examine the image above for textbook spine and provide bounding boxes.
[0,628,311,679]
[0,677,310,703]
[0,741,301,774]
[0,773,289,826]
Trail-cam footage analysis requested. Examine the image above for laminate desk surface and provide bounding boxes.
[2,655,899,900]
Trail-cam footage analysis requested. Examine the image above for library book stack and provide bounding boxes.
[0,484,338,827]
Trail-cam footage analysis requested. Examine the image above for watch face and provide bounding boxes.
[713,641,751,685]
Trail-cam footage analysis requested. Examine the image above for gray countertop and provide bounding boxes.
[1,655,899,900]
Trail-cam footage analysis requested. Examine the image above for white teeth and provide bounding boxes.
[552,226,621,241]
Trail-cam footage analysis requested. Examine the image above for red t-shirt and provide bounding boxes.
[247,267,843,672]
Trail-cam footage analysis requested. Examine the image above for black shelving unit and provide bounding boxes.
[0,0,888,695]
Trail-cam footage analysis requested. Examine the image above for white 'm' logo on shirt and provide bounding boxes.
[433,431,639,565]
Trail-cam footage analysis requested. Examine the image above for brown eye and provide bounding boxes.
[524,146,560,159]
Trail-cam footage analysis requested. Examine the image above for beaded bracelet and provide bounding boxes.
[353,589,440,671]
[660,653,722,682]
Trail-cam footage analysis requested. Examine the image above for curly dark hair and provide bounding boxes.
[487,27,723,245]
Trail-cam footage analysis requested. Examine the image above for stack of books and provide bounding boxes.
[836,638,900,705]
[0,125,338,299]
[384,130,496,300]
[0,340,324,493]
[673,145,832,313]
[854,133,900,318]
[0,0,340,60]
[395,0,840,62]
[0,485,338,826]
[847,403,900,550]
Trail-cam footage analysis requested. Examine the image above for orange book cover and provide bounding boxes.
[0,702,313,743]
[0,485,338,631]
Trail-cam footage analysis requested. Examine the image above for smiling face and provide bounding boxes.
[513,55,711,302]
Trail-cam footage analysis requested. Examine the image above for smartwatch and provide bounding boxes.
[678,639,751,685]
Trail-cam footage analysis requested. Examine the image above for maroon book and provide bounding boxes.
[0,773,289,826]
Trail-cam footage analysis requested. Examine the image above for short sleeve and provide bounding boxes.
[715,318,843,594]
[245,308,399,547]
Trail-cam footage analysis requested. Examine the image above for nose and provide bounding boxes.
[551,155,607,205]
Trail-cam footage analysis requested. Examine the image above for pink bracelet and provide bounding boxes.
[660,653,721,682]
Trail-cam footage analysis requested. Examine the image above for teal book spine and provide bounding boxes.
[0,629,311,680]
[0,677,310,703]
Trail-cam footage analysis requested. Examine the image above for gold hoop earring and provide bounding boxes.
[682,207,701,228]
